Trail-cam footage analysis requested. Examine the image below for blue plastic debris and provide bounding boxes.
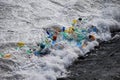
[62,27,65,32]
[40,43,46,50]
[76,42,82,47]
[34,51,40,56]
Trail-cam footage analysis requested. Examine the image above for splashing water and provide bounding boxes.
[0,0,120,80]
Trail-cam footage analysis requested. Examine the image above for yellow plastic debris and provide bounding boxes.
[4,54,11,58]
[65,29,69,33]
[72,19,77,24]
[66,27,74,34]
[17,41,25,47]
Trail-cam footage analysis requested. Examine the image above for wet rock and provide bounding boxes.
[59,33,120,80]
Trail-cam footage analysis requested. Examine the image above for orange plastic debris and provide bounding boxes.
[4,54,11,58]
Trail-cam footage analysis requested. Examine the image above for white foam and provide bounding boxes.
[0,0,120,80]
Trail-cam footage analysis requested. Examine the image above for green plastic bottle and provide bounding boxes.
[26,49,32,54]
[0,53,4,58]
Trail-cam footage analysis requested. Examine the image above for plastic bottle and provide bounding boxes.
[17,41,25,47]
[62,27,65,32]
[72,19,77,27]
[89,35,96,41]
[34,51,41,56]
[52,35,57,41]
[76,42,82,47]
[40,43,46,49]
[4,54,11,58]
[26,49,32,54]
[0,53,4,58]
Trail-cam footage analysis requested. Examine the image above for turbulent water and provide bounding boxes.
[0,0,120,80]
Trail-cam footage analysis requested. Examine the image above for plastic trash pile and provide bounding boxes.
[0,18,99,59]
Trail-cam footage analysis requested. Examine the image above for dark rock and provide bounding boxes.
[59,32,120,80]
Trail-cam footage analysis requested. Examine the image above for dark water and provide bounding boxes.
[58,32,120,80]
